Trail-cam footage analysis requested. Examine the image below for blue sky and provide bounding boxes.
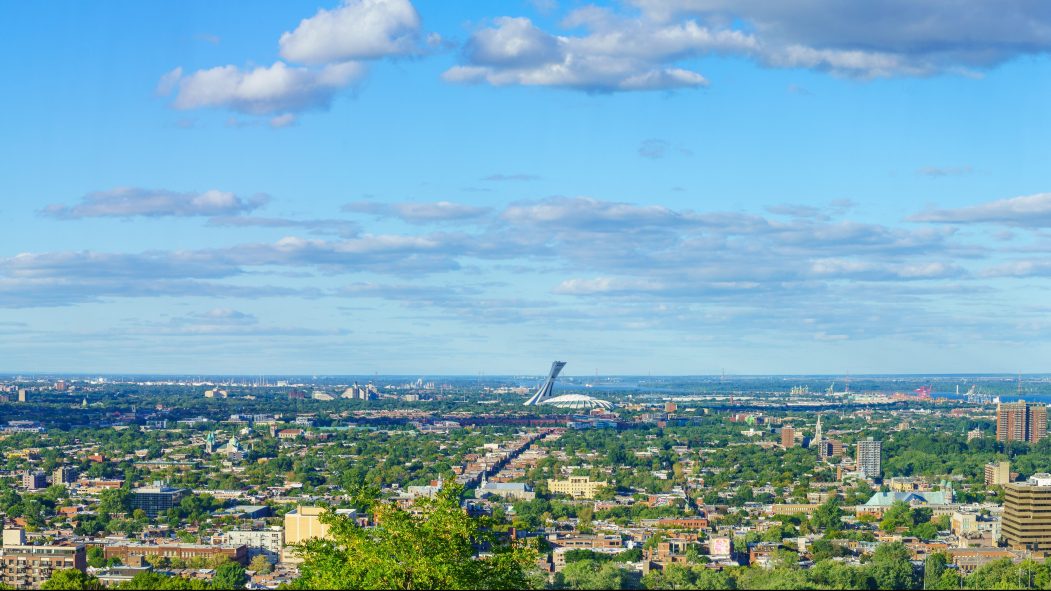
[2,0,1051,375]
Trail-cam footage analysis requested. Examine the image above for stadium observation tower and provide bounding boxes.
[523,361,566,406]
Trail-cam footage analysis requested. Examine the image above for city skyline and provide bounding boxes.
[2,1,1051,375]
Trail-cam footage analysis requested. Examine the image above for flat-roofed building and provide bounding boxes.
[985,461,1011,487]
[856,438,882,479]
[53,466,78,486]
[951,512,978,536]
[475,480,535,501]
[781,426,795,449]
[947,547,1024,574]
[1002,473,1051,554]
[547,476,607,500]
[227,528,283,561]
[769,504,824,516]
[284,506,331,546]
[0,532,86,589]
[2,529,25,547]
[818,439,844,459]
[103,542,247,566]
[130,482,186,517]
[282,506,358,564]
[22,470,47,490]
[997,401,1048,444]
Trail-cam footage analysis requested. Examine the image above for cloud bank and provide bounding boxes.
[43,188,269,219]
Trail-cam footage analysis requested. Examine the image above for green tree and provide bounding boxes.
[735,567,806,590]
[879,501,913,532]
[248,554,273,574]
[41,569,104,590]
[811,497,845,532]
[910,521,938,540]
[692,567,734,590]
[212,562,247,590]
[291,483,538,590]
[869,542,917,590]
[560,560,632,590]
[924,553,948,590]
[87,546,107,568]
[98,487,131,516]
[809,559,873,590]
[114,572,209,590]
[642,564,694,589]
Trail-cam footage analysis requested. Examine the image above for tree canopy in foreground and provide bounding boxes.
[290,484,541,590]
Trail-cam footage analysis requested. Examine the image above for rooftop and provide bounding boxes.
[539,394,614,410]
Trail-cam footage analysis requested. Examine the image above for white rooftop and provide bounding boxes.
[539,394,614,410]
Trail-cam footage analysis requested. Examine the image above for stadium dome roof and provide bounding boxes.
[538,394,614,410]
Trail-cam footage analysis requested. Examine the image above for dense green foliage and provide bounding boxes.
[290,484,540,590]
[40,569,104,590]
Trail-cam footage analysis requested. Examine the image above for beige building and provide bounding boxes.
[769,504,823,516]
[284,506,332,546]
[985,461,1011,487]
[282,506,360,563]
[282,506,330,564]
[1,529,86,589]
[1002,473,1051,554]
[951,512,978,536]
[547,476,607,499]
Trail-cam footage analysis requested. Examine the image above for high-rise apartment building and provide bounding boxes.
[856,438,882,479]
[985,461,1011,487]
[997,401,1048,444]
[818,439,844,459]
[53,466,78,486]
[1002,473,1051,553]
[22,471,47,490]
[781,426,795,449]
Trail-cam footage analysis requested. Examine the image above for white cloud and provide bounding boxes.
[279,0,421,64]
[445,14,729,91]
[343,200,492,223]
[269,113,298,128]
[42,187,269,219]
[553,277,668,295]
[160,1,426,118]
[910,193,1051,227]
[630,0,1051,76]
[983,260,1051,278]
[809,259,962,280]
[464,17,563,68]
[448,0,1051,91]
[161,61,365,115]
